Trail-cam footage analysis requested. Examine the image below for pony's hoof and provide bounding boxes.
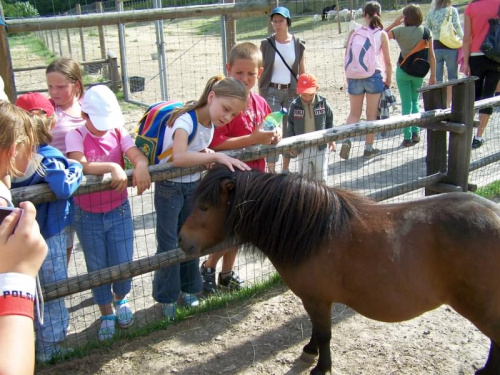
[303,343,319,356]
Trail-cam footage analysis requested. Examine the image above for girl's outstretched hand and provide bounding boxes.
[110,164,128,192]
[214,153,251,172]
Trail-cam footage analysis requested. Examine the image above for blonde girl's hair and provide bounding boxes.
[29,111,54,145]
[0,101,38,177]
[228,42,263,68]
[364,1,383,30]
[46,57,84,99]
[167,76,247,126]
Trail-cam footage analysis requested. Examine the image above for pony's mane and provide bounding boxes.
[194,166,374,266]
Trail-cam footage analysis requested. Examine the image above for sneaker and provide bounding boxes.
[180,292,199,307]
[162,303,176,320]
[339,139,352,160]
[402,139,412,147]
[98,314,116,342]
[200,261,217,294]
[472,137,484,149]
[411,132,421,144]
[363,148,381,159]
[114,298,134,328]
[218,271,244,291]
[36,343,73,363]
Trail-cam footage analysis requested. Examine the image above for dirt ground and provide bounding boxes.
[8,9,499,375]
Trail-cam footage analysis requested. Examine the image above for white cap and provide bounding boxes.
[81,85,124,131]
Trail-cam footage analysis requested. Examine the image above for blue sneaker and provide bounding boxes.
[162,303,176,320]
[114,298,134,328]
[181,292,199,307]
[98,314,116,341]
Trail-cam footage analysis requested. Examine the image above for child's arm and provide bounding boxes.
[171,129,250,172]
[325,101,336,152]
[124,146,151,195]
[380,31,393,88]
[43,158,83,199]
[211,125,275,151]
[67,151,128,192]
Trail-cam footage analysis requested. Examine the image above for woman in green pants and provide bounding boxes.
[386,5,436,147]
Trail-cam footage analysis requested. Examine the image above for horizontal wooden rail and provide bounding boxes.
[6,3,271,33]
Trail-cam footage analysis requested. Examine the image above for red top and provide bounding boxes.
[465,0,500,53]
[210,92,271,172]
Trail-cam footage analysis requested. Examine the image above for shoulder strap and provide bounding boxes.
[187,109,198,145]
[266,37,299,82]
[399,29,430,66]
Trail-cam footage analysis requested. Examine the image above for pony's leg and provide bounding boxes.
[301,299,332,375]
[476,340,500,375]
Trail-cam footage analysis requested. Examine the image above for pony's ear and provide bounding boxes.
[221,178,235,194]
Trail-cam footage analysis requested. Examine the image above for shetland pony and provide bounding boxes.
[179,166,500,375]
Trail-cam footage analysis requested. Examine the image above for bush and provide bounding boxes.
[3,1,40,18]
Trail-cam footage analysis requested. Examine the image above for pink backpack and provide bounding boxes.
[344,26,379,79]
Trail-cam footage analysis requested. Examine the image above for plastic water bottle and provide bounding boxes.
[263,108,287,131]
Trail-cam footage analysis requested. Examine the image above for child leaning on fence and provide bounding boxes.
[287,73,335,183]
[46,57,86,266]
[65,85,151,342]
[152,76,250,319]
[13,92,83,362]
[200,42,277,294]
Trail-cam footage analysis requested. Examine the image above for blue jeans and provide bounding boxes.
[74,200,134,306]
[35,231,69,345]
[153,180,202,304]
[396,66,424,140]
[434,48,458,83]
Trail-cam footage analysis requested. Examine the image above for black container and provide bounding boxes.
[129,76,145,93]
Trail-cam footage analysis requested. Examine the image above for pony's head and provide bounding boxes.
[179,166,243,256]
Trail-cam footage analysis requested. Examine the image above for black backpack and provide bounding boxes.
[480,5,500,63]
[398,27,431,78]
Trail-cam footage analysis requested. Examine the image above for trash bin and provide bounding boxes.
[129,76,145,93]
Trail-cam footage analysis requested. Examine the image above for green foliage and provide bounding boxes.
[476,181,500,200]
[8,33,56,62]
[3,1,39,18]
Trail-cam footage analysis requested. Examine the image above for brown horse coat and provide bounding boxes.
[179,166,500,375]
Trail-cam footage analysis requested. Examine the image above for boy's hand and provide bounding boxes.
[214,153,251,172]
[110,164,128,192]
[132,162,151,196]
[271,128,282,144]
[251,125,275,145]
[289,150,297,157]
[329,142,336,152]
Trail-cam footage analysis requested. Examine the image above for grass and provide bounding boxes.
[475,180,500,200]
[8,33,56,63]
[40,272,283,366]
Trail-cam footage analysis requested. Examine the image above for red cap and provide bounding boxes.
[296,73,318,94]
[15,92,54,117]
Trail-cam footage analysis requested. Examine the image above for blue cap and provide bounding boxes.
[271,6,291,20]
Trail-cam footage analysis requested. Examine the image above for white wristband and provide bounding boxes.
[0,273,36,301]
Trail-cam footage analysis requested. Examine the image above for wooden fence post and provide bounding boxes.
[107,50,120,92]
[447,78,476,191]
[76,4,86,61]
[421,84,447,196]
[224,0,236,56]
[96,2,108,78]
[0,10,15,101]
[64,12,72,57]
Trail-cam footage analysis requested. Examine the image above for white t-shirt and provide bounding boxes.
[271,40,296,84]
[159,112,214,183]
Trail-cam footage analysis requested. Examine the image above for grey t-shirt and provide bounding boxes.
[392,25,431,58]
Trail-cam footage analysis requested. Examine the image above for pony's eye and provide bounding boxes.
[198,203,209,212]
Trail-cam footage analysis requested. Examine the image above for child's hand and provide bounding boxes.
[289,150,297,157]
[214,153,251,172]
[110,164,128,192]
[132,163,151,195]
[329,142,337,152]
[271,128,282,144]
[252,124,275,145]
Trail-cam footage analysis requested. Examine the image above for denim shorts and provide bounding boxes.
[347,70,384,95]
